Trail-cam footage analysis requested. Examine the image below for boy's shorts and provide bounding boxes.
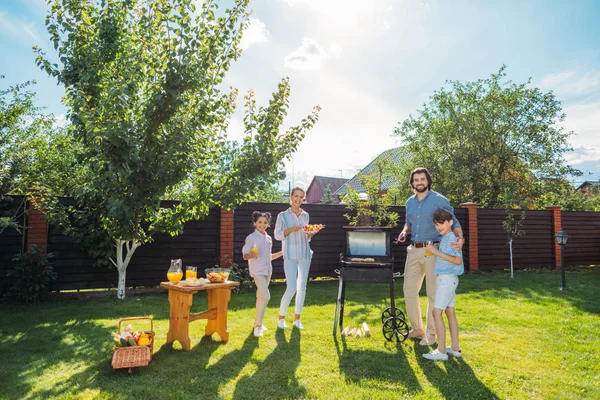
[434,274,459,310]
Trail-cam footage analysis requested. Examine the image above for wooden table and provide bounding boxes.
[160,281,240,351]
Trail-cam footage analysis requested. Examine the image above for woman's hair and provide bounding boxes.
[409,167,433,190]
[252,211,272,224]
[290,186,306,197]
[432,208,453,224]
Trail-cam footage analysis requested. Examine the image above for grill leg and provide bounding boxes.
[339,280,346,332]
[389,278,396,317]
[333,277,344,335]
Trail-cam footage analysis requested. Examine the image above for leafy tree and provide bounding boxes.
[34,0,320,299]
[394,66,580,208]
[1,77,78,231]
[320,184,336,204]
[533,179,600,211]
[343,160,399,227]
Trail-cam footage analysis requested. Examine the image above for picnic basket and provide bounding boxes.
[111,316,154,372]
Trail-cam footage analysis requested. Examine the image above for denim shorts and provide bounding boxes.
[434,274,459,310]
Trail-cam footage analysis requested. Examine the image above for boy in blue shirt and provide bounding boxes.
[423,209,464,361]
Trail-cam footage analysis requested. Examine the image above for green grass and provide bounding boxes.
[1,268,599,400]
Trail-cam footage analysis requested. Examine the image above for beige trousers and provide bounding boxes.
[403,245,438,336]
[254,275,271,327]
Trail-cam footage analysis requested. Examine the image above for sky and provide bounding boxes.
[2,0,600,190]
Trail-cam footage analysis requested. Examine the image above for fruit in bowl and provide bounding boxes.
[303,224,324,234]
[205,268,230,283]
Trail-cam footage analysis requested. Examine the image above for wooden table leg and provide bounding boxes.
[205,287,232,341]
[166,288,193,351]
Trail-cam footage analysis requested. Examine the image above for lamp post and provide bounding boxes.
[555,230,569,290]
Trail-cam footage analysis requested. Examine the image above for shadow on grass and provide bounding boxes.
[334,336,422,395]
[0,319,111,399]
[232,328,305,400]
[414,342,499,399]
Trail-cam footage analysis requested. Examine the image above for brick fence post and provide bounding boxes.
[460,202,479,272]
[219,208,235,267]
[26,196,48,255]
[546,206,562,270]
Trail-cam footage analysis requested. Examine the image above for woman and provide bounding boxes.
[274,186,316,330]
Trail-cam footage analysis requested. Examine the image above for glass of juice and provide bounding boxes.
[186,266,197,279]
[167,259,183,283]
[424,241,433,257]
[251,244,259,258]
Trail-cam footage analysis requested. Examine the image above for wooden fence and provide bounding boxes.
[0,196,599,291]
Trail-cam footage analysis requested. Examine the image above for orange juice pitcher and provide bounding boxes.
[167,259,183,283]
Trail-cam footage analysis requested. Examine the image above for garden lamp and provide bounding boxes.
[555,230,568,290]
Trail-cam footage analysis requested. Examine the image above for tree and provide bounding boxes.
[34,0,320,299]
[394,66,580,208]
[320,184,336,204]
[533,178,600,211]
[1,77,79,231]
[343,160,399,227]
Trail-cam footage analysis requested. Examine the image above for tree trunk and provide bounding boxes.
[112,239,141,300]
[509,239,514,279]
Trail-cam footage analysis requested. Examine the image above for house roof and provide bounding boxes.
[307,176,348,194]
[577,180,599,191]
[334,147,408,196]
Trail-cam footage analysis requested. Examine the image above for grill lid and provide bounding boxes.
[343,226,392,257]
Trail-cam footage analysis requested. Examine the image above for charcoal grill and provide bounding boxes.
[333,226,408,342]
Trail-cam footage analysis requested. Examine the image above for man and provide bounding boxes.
[396,167,464,346]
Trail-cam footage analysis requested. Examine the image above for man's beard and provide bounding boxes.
[414,185,428,193]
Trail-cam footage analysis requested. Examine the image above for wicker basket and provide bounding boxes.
[111,316,154,372]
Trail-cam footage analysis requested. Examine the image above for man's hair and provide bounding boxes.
[409,167,432,190]
[433,208,453,224]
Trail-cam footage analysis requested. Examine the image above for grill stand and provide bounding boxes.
[333,263,409,342]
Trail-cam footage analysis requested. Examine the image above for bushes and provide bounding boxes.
[2,245,57,303]
[221,254,254,293]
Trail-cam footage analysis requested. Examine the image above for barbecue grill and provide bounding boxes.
[333,226,409,342]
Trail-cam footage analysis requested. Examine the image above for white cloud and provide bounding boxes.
[52,114,68,129]
[284,38,328,70]
[239,17,268,50]
[539,68,600,98]
[329,43,342,58]
[0,11,42,43]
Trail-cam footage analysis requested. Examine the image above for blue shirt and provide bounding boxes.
[405,190,460,242]
[434,232,464,275]
[242,230,273,276]
[274,208,312,261]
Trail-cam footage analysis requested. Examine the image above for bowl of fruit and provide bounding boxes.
[205,268,231,283]
[304,224,325,235]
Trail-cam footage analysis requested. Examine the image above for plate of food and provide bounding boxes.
[304,224,325,234]
[180,277,206,287]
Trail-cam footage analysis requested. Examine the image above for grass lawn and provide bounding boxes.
[0,267,599,400]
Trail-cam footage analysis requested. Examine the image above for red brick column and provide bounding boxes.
[546,206,562,270]
[460,202,479,271]
[26,201,48,255]
[219,208,235,267]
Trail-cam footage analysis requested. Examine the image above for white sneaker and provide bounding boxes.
[292,319,304,330]
[446,347,462,358]
[253,326,263,337]
[261,325,268,331]
[276,319,287,329]
[423,349,448,361]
